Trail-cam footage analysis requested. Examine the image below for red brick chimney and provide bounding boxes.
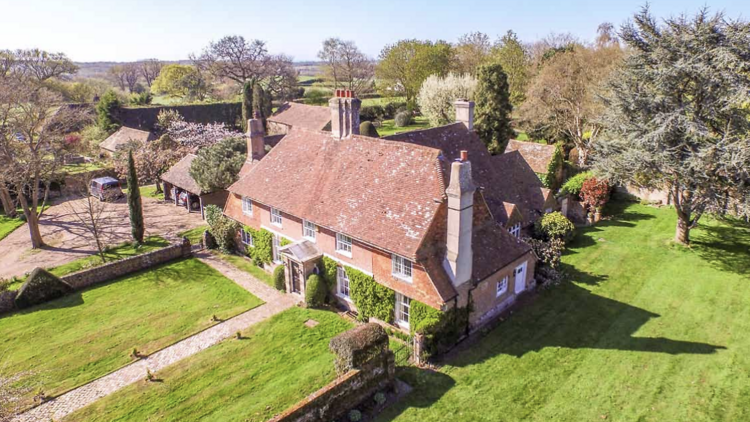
[329,90,361,139]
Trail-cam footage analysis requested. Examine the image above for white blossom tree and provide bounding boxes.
[417,73,477,127]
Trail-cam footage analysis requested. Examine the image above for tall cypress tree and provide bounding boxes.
[252,83,273,130]
[241,80,254,132]
[474,63,514,154]
[127,150,144,244]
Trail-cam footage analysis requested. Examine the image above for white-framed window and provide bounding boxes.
[270,207,282,226]
[395,293,411,329]
[272,234,281,263]
[240,228,254,247]
[391,254,413,281]
[496,276,508,297]
[336,233,352,256]
[242,197,253,216]
[337,266,350,299]
[303,220,316,241]
[509,223,521,238]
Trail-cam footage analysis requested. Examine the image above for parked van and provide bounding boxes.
[89,177,123,201]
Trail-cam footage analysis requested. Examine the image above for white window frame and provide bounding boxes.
[496,276,508,298]
[391,254,413,282]
[335,233,352,257]
[272,234,281,263]
[337,266,350,299]
[509,223,521,238]
[242,197,253,216]
[270,207,282,227]
[240,228,254,247]
[303,220,316,241]
[395,293,411,329]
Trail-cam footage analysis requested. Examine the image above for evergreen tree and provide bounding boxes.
[126,150,145,244]
[96,89,121,132]
[252,83,272,129]
[474,63,513,154]
[189,137,247,192]
[241,80,253,132]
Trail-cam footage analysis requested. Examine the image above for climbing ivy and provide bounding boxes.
[538,144,563,190]
[412,299,472,358]
[345,266,395,323]
[243,226,273,265]
[320,256,339,295]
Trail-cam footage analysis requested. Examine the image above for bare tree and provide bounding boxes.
[63,177,116,263]
[454,32,492,75]
[318,38,374,94]
[140,59,163,88]
[8,49,78,83]
[108,63,139,92]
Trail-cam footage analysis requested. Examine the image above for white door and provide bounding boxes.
[514,262,527,294]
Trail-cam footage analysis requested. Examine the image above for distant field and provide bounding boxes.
[376,116,431,137]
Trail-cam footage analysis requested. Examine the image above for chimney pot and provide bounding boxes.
[460,150,468,162]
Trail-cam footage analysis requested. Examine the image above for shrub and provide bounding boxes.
[155,109,184,133]
[273,265,286,291]
[349,409,362,422]
[129,91,153,106]
[394,111,412,127]
[411,301,470,358]
[96,89,121,132]
[374,391,387,405]
[346,266,394,323]
[360,104,385,122]
[305,274,326,307]
[535,212,575,242]
[560,171,593,198]
[417,73,477,127]
[205,205,240,252]
[581,177,611,212]
[360,121,380,138]
[303,88,329,106]
[524,236,566,288]
[14,268,74,309]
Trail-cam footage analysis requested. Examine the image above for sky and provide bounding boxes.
[1,0,749,63]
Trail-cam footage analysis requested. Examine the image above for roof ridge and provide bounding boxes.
[382,122,465,139]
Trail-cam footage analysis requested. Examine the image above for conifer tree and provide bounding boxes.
[474,63,513,154]
[126,150,145,244]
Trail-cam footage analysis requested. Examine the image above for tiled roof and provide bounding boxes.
[161,154,203,195]
[385,123,549,225]
[100,126,155,153]
[505,139,558,173]
[228,127,445,259]
[268,102,331,131]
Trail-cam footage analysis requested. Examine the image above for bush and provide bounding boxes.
[360,104,385,122]
[535,211,575,242]
[374,391,387,405]
[360,121,380,138]
[305,274,326,307]
[394,111,412,127]
[581,177,611,212]
[205,205,240,252]
[129,91,153,106]
[349,409,362,422]
[96,89,121,132]
[273,265,286,291]
[524,237,566,288]
[560,171,593,198]
[14,268,74,309]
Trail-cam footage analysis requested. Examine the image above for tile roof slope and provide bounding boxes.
[100,126,155,153]
[228,127,445,259]
[268,102,332,131]
[161,154,203,195]
[384,123,548,225]
[505,139,557,173]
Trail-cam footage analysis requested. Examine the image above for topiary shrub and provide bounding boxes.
[346,266,394,323]
[394,111,412,127]
[329,323,389,374]
[14,268,74,309]
[560,171,593,198]
[360,121,380,138]
[535,211,575,242]
[348,409,362,422]
[305,274,326,307]
[273,265,286,292]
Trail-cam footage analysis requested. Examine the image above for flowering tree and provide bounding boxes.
[581,177,610,213]
[417,73,477,127]
[166,121,241,151]
[113,136,187,193]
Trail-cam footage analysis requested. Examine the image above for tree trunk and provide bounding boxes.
[155,180,162,194]
[26,211,45,248]
[675,214,690,245]
[0,186,15,217]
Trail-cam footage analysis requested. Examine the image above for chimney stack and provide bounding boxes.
[443,150,476,287]
[330,90,361,139]
[247,111,265,163]
[454,100,475,130]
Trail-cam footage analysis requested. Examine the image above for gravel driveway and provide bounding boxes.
[0,196,206,279]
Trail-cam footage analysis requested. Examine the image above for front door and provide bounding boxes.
[290,261,301,293]
[514,262,527,294]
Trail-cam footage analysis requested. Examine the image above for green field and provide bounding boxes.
[215,252,274,287]
[65,308,353,422]
[379,201,750,422]
[376,116,431,137]
[0,258,262,409]
[361,96,407,107]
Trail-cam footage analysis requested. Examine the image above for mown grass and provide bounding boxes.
[216,252,274,287]
[376,116,431,137]
[122,184,164,201]
[378,201,750,422]
[361,96,407,107]
[59,162,108,175]
[0,258,263,409]
[65,307,353,422]
[0,213,24,242]
[178,225,209,246]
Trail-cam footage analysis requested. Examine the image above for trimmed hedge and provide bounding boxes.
[346,266,395,323]
[113,102,243,131]
[360,121,380,138]
[359,101,408,122]
[305,274,326,307]
[14,268,74,309]
[273,265,286,292]
[329,323,388,374]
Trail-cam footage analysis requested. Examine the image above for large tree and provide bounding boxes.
[376,39,455,107]
[189,136,247,193]
[474,63,514,154]
[454,32,491,75]
[317,38,375,94]
[126,150,145,244]
[417,73,477,127]
[151,64,210,101]
[489,30,530,106]
[108,63,139,93]
[593,8,750,244]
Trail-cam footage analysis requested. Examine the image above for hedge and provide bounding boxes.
[345,266,395,323]
[273,265,286,291]
[305,274,326,307]
[113,102,243,131]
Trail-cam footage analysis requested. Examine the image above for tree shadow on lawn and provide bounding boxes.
[0,291,84,319]
[446,282,725,368]
[691,219,750,277]
[375,367,455,421]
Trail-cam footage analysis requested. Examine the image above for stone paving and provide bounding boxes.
[13,252,295,422]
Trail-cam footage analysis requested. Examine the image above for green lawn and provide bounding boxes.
[376,116,431,137]
[0,258,263,408]
[361,96,407,107]
[178,225,208,245]
[65,308,353,422]
[59,162,108,175]
[0,213,24,242]
[216,252,274,287]
[123,184,164,201]
[379,201,750,422]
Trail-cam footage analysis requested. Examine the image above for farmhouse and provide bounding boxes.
[99,126,155,156]
[266,102,331,135]
[161,154,228,220]
[224,90,537,334]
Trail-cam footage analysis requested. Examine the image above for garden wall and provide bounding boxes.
[114,102,242,131]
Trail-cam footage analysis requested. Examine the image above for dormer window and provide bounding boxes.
[391,254,413,282]
[270,207,282,227]
[242,197,253,216]
[509,223,521,238]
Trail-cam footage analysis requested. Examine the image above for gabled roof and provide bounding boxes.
[100,126,156,153]
[505,139,558,174]
[268,102,331,131]
[161,154,203,195]
[228,127,445,259]
[385,123,549,225]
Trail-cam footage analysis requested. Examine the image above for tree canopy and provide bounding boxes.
[317,38,375,94]
[417,73,477,127]
[151,64,209,101]
[474,63,513,154]
[189,136,247,192]
[489,31,530,106]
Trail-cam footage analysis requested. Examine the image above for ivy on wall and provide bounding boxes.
[411,299,472,358]
[320,256,339,295]
[345,266,395,323]
[538,144,564,190]
[280,237,292,247]
[243,226,273,265]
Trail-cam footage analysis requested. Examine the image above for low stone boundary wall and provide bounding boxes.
[62,240,192,290]
[269,323,395,422]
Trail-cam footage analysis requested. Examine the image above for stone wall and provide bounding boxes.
[61,240,192,290]
[0,290,18,314]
